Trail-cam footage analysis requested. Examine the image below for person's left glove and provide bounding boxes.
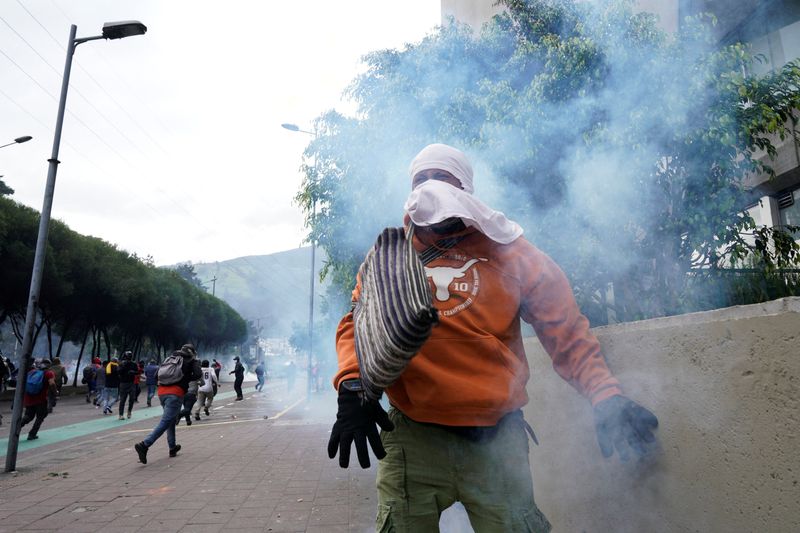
[594,395,658,461]
[327,379,395,469]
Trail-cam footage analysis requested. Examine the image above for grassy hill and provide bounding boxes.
[192,246,328,338]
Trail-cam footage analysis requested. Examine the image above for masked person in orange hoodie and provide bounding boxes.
[328,143,659,532]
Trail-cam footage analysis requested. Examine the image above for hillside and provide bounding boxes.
[192,246,328,338]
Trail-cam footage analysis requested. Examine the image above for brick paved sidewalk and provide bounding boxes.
[0,386,380,533]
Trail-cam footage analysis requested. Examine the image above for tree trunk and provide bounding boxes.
[55,320,72,360]
[92,327,99,357]
[46,319,54,359]
[72,328,90,387]
[9,314,22,343]
[32,315,46,353]
[103,328,111,359]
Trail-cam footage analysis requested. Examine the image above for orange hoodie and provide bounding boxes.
[334,224,622,427]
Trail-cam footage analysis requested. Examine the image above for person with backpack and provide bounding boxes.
[194,359,218,419]
[229,356,245,400]
[134,344,203,464]
[177,346,202,426]
[82,361,98,403]
[18,359,56,440]
[102,357,120,415]
[144,358,159,407]
[118,352,139,420]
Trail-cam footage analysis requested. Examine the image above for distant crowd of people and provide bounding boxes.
[2,349,308,450]
[3,348,236,441]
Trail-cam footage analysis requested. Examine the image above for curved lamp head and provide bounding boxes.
[102,21,147,40]
[281,123,300,131]
[14,136,32,144]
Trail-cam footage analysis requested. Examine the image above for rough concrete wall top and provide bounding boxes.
[523,297,799,533]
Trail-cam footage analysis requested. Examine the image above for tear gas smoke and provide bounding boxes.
[303,0,800,326]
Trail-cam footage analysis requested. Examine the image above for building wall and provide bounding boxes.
[522,297,800,532]
[440,0,503,29]
[634,0,678,32]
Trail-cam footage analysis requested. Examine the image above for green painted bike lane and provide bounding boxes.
[0,388,242,458]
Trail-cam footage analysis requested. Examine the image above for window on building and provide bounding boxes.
[777,188,800,239]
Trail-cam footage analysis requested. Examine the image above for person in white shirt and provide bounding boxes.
[194,359,219,419]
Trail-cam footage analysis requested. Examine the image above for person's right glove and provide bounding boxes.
[594,395,659,461]
[327,379,395,469]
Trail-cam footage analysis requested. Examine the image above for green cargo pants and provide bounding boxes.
[376,407,552,532]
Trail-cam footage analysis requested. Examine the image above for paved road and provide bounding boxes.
[0,380,475,532]
[0,381,261,457]
[0,379,385,532]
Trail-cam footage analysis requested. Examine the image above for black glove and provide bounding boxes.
[594,395,658,461]
[327,379,395,468]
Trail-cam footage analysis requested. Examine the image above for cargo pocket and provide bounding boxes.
[523,505,553,533]
[377,502,408,532]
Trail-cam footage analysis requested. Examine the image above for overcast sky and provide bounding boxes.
[0,0,440,266]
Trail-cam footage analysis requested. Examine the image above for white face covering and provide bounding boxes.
[404,180,523,244]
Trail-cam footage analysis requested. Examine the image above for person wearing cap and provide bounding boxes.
[328,143,659,531]
[229,356,244,400]
[18,359,56,440]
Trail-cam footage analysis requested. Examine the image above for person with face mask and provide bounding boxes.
[328,143,659,532]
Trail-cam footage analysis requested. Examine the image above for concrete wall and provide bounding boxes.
[523,298,799,533]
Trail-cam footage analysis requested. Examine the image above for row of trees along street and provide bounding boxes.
[0,195,247,385]
[296,0,800,325]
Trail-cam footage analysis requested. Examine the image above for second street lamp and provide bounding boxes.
[0,136,33,150]
[5,21,146,473]
[282,122,317,401]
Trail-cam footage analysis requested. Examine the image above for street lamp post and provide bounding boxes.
[4,21,146,473]
[281,122,317,402]
[0,136,33,150]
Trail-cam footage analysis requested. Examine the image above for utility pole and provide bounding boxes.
[5,20,147,473]
[280,122,317,402]
[209,276,217,296]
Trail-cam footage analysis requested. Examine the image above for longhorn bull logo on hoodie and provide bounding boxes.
[424,256,488,316]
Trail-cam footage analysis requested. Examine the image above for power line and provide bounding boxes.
[0,86,51,132]
[4,3,309,293]
[15,0,170,156]
[0,47,59,100]
[0,45,140,168]
[1,13,149,159]
[49,0,176,139]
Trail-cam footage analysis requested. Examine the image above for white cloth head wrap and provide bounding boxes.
[409,143,474,194]
[405,143,523,244]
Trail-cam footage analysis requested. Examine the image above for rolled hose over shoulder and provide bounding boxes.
[354,226,439,401]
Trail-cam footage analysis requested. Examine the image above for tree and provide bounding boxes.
[0,196,247,365]
[173,262,206,290]
[0,178,13,197]
[296,0,800,323]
